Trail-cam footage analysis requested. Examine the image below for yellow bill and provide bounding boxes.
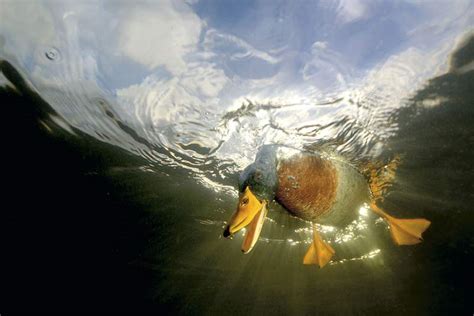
[223,186,268,253]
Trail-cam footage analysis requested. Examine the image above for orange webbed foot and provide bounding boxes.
[371,203,431,245]
[303,226,335,267]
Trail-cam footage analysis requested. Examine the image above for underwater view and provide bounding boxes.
[1,0,474,314]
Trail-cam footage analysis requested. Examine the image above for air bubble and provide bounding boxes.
[44,47,60,61]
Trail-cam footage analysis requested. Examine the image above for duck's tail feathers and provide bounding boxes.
[364,155,401,202]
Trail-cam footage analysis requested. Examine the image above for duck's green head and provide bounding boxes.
[223,145,278,252]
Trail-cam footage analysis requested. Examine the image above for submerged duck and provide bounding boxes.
[223,145,431,267]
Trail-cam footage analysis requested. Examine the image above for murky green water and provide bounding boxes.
[1,1,473,314]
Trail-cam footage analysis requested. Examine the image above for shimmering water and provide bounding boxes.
[1,1,473,314]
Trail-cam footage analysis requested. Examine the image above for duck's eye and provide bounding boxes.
[241,197,249,206]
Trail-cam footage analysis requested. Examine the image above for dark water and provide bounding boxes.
[1,1,474,314]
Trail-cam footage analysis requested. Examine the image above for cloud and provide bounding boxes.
[118,0,202,75]
[115,61,229,153]
[180,62,228,98]
[336,0,369,23]
[0,1,56,64]
[116,61,228,118]
[203,29,280,65]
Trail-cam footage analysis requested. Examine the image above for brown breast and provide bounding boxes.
[275,154,338,221]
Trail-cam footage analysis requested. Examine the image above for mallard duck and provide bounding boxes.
[223,145,431,267]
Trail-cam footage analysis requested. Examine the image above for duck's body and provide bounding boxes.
[276,153,369,226]
[236,145,368,225]
[224,145,431,267]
